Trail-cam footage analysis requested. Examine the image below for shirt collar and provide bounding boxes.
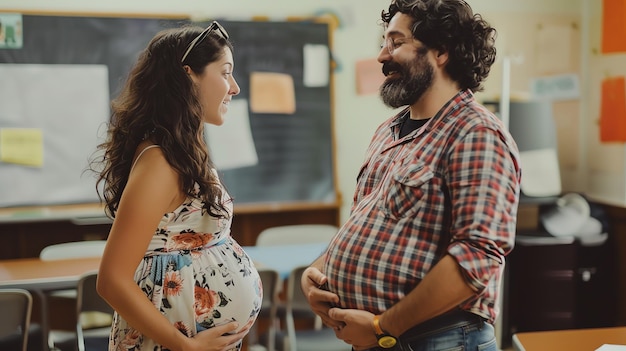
[388,89,473,136]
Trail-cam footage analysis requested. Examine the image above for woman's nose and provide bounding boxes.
[230,76,241,96]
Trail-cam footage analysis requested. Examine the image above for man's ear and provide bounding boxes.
[435,49,449,67]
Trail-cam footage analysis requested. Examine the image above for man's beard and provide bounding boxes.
[380,50,434,108]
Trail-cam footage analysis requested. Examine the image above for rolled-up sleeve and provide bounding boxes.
[446,126,521,293]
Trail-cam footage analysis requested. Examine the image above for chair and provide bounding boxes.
[255,224,339,350]
[249,268,281,351]
[39,240,108,350]
[40,240,107,261]
[76,272,113,351]
[39,240,107,310]
[40,240,107,300]
[256,225,338,246]
[53,271,113,351]
[0,289,33,351]
[283,266,351,351]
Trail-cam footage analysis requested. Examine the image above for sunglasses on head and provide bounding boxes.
[181,21,229,63]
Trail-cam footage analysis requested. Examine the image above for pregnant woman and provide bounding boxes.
[92,22,261,351]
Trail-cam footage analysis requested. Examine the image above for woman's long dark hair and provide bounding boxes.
[92,26,233,219]
[382,0,497,92]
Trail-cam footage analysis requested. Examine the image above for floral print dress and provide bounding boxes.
[109,185,262,351]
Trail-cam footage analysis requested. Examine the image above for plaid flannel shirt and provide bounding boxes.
[324,90,521,324]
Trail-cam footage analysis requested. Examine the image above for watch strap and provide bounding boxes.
[372,314,386,335]
[372,315,398,349]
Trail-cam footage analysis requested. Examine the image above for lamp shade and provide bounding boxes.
[508,100,561,197]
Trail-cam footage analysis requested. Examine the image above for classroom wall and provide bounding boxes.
[0,0,583,222]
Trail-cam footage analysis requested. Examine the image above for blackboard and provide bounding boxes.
[218,20,335,205]
[0,13,336,207]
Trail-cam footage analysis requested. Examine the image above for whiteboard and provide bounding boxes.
[0,64,109,207]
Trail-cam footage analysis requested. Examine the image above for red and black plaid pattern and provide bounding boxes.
[324,90,521,324]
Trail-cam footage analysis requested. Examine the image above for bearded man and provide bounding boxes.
[301,1,522,350]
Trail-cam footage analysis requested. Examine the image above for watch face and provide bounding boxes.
[378,335,397,349]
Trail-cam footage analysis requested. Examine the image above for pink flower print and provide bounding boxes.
[232,244,244,257]
[194,286,219,322]
[168,232,213,251]
[118,328,141,350]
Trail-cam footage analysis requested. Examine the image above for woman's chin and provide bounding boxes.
[205,115,225,126]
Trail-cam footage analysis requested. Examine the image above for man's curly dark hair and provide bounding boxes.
[381,0,497,92]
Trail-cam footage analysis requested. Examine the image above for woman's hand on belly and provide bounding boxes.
[191,321,248,351]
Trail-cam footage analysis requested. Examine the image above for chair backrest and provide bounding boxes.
[40,240,107,261]
[255,268,280,351]
[76,271,114,351]
[0,289,33,351]
[256,224,338,246]
[285,265,334,351]
[258,268,280,315]
[77,271,113,316]
[286,266,317,319]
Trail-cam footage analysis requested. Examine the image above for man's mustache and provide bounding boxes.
[382,61,403,76]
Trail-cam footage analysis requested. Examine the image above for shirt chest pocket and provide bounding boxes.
[379,162,435,219]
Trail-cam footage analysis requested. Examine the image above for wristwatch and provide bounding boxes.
[372,315,397,349]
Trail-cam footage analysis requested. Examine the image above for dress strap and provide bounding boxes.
[130,145,161,172]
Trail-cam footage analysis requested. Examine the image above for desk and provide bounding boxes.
[243,243,328,279]
[513,327,626,351]
[0,256,101,290]
[0,203,110,225]
[0,256,101,351]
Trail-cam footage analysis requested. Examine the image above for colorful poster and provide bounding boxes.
[602,0,626,54]
[599,76,626,142]
[249,72,296,114]
[355,58,386,96]
[535,23,575,74]
[0,13,23,49]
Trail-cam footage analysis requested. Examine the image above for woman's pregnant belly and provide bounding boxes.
[136,243,262,335]
[193,247,262,333]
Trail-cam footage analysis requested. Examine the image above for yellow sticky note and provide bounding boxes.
[250,72,296,114]
[0,128,44,167]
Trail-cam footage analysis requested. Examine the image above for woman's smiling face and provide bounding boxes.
[190,46,240,126]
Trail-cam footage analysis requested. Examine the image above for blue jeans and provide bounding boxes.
[365,317,497,351]
[400,321,497,351]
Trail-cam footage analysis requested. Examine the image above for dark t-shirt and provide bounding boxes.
[400,117,430,138]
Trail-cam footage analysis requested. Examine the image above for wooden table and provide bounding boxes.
[0,256,102,351]
[513,327,626,351]
[0,256,101,290]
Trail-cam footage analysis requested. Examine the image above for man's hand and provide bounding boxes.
[328,308,379,350]
[300,266,343,329]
